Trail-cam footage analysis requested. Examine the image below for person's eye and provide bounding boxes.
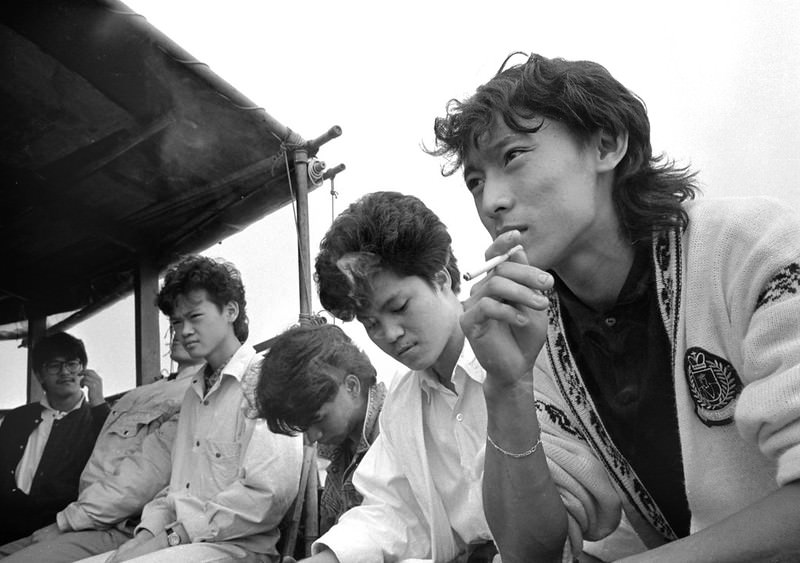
[392,301,408,314]
[360,317,377,331]
[503,147,527,165]
[465,176,484,193]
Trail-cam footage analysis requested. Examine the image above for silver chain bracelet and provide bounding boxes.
[486,434,542,458]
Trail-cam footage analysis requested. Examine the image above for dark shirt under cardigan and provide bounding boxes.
[0,398,109,544]
[554,243,691,538]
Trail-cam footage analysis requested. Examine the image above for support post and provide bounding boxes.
[293,147,313,323]
[134,256,161,386]
[26,313,46,404]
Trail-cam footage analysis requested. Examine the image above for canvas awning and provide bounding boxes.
[0,0,341,394]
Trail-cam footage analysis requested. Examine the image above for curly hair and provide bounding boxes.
[428,52,699,244]
[32,332,88,370]
[315,191,460,321]
[256,323,376,436]
[156,255,249,342]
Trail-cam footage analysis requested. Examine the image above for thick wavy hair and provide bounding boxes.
[315,191,460,321]
[429,52,699,244]
[32,332,88,370]
[156,255,249,342]
[256,323,376,436]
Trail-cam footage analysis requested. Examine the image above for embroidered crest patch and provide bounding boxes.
[684,347,742,427]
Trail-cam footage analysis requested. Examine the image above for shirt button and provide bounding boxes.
[186,483,190,488]
[195,440,200,447]
[604,317,617,327]
[456,413,464,422]
[215,453,221,458]
[203,400,209,406]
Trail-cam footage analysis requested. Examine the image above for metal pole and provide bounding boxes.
[293,147,313,324]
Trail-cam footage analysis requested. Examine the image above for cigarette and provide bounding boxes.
[463,244,525,281]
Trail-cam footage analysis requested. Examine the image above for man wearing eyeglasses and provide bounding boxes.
[0,332,110,545]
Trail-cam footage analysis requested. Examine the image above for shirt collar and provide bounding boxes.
[555,242,652,313]
[216,344,256,383]
[40,394,85,418]
[418,338,485,399]
[191,345,256,399]
[356,381,387,453]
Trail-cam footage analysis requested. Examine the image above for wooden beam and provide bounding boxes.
[134,255,161,387]
[26,313,46,404]
[64,114,176,184]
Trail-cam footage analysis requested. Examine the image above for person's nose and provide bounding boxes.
[181,321,194,337]
[372,317,403,345]
[480,172,514,221]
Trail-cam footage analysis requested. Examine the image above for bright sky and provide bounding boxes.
[3,0,800,408]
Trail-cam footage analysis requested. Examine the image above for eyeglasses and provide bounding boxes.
[42,360,82,376]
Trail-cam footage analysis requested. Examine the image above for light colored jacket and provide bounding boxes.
[57,368,198,532]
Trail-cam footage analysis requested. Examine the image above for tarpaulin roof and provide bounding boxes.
[0,0,328,337]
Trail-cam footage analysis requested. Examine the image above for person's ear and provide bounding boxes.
[343,373,362,397]
[435,268,452,291]
[224,301,239,323]
[594,129,629,173]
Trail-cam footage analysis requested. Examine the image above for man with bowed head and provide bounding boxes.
[255,322,387,536]
[431,52,800,561]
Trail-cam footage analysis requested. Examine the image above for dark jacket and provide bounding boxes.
[0,398,109,544]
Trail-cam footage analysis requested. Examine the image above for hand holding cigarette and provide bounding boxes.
[459,233,552,393]
[463,244,525,281]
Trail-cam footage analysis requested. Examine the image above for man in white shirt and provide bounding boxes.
[299,192,616,562]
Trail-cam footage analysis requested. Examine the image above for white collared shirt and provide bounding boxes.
[317,340,492,562]
[418,353,489,546]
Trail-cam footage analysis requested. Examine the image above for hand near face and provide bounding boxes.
[80,369,105,406]
[460,230,553,394]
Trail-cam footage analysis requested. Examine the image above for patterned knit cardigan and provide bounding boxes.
[533,196,800,550]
